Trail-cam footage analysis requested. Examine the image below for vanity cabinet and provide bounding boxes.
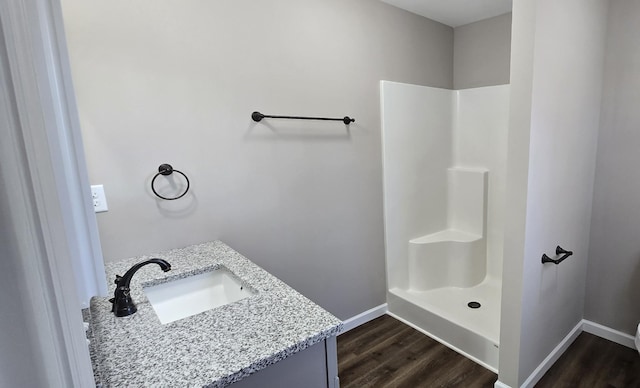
[88,241,342,387]
[231,337,338,388]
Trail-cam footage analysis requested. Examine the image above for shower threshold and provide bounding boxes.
[388,278,501,372]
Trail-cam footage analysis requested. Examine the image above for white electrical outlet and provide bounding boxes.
[91,184,108,213]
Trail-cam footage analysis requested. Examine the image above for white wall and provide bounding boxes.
[586,0,640,336]
[498,0,609,386]
[453,13,512,90]
[60,0,454,319]
[381,82,452,290]
[455,86,510,279]
[0,34,46,388]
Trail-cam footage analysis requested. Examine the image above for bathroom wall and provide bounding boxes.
[453,13,512,90]
[60,0,454,319]
[499,0,608,386]
[586,0,640,336]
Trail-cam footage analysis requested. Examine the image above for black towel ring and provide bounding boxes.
[151,164,190,200]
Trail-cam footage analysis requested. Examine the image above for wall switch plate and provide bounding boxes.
[91,184,108,213]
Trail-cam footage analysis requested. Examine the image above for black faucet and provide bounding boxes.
[110,258,171,317]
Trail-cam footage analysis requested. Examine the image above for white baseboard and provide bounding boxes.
[520,320,583,388]
[582,319,636,349]
[494,381,511,388]
[339,303,388,334]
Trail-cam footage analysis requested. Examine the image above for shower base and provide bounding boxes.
[388,278,501,372]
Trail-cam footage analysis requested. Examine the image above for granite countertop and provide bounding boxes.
[89,241,342,387]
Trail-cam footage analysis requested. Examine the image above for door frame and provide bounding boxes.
[0,0,106,385]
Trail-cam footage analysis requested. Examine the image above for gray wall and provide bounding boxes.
[499,0,608,385]
[61,0,454,319]
[586,0,640,336]
[453,13,512,90]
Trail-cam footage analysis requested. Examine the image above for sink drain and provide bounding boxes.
[467,301,481,309]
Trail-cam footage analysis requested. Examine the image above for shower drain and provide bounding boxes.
[467,301,481,309]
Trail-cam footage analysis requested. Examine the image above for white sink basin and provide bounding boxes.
[144,268,256,324]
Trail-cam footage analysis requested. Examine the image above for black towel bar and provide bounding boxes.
[541,245,573,265]
[251,111,355,125]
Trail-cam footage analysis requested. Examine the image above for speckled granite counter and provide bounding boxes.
[89,241,342,387]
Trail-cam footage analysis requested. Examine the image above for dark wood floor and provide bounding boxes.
[337,315,640,388]
[537,332,640,387]
[337,315,496,387]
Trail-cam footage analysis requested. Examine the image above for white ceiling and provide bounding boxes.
[380,0,512,27]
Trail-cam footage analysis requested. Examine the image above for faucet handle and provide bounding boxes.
[114,274,122,285]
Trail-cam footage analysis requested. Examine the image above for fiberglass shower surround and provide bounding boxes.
[381,81,510,371]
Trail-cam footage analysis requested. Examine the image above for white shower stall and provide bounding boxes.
[381,81,509,371]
